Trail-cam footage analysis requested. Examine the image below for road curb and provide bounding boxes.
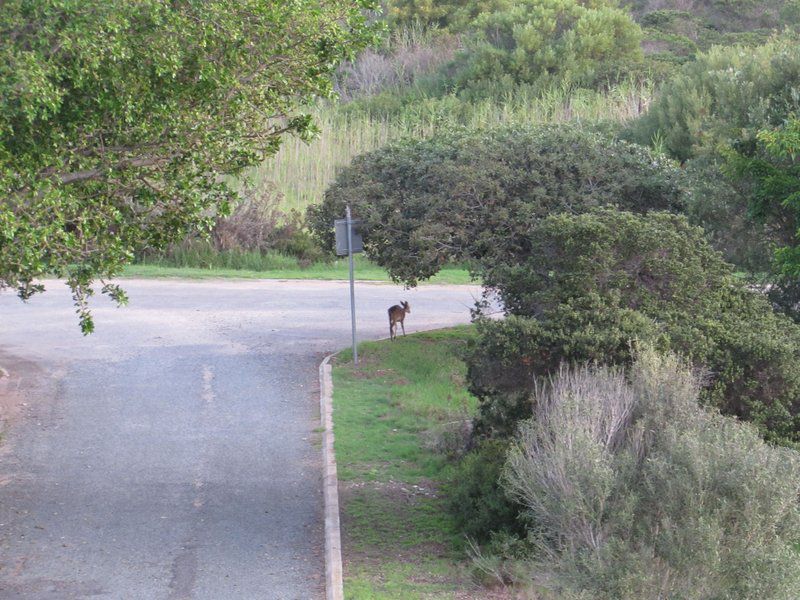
[319,353,343,600]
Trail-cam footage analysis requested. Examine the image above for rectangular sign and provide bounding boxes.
[334,218,363,256]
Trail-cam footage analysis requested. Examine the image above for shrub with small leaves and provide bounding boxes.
[447,439,526,544]
[309,124,685,286]
[627,35,800,162]
[504,349,800,599]
[469,209,800,444]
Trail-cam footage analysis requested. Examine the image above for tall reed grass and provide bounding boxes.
[257,79,656,212]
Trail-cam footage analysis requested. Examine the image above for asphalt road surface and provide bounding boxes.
[0,278,481,600]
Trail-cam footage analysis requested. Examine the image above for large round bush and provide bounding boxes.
[469,209,800,445]
[308,125,685,285]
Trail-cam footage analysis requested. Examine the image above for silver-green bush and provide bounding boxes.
[505,349,800,600]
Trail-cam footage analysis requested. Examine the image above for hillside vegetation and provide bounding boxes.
[300,1,800,597]
[258,0,798,213]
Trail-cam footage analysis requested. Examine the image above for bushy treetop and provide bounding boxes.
[470,208,800,445]
[0,0,377,331]
[628,35,800,161]
[309,124,684,285]
[386,0,509,31]
[456,0,643,88]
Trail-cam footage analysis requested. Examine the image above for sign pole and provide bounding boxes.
[346,204,358,365]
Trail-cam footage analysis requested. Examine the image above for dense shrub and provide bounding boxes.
[387,0,800,41]
[447,439,526,543]
[451,0,643,90]
[469,209,800,444]
[147,179,328,267]
[212,180,283,253]
[482,209,730,317]
[334,25,459,101]
[724,118,800,320]
[309,125,685,285]
[468,310,660,439]
[628,0,798,34]
[627,35,800,161]
[385,0,506,31]
[682,156,772,273]
[635,6,795,67]
[628,36,800,306]
[212,181,328,263]
[504,350,800,599]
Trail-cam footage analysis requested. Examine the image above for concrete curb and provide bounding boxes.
[319,354,343,600]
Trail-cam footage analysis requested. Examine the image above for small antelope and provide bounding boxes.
[388,301,411,340]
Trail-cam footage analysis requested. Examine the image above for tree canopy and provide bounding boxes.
[0,0,377,331]
[468,209,800,445]
[454,0,643,89]
[309,125,685,285]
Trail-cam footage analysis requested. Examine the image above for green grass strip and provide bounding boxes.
[122,259,473,285]
[332,327,485,599]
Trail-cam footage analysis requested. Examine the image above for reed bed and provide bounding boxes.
[257,79,656,213]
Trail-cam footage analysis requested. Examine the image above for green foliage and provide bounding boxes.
[724,118,800,318]
[505,350,800,599]
[447,439,526,543]
[469,209,800,444]
[628,36,800,299]
[628,35,800,161]
[729,119,800,275]
[636,6,788,67]
[0,0,377,331]
[468,311,659,438]
[482,210,730,317]
[309,124,684,286]
[452,0,644,90]
[682,156,772,272]
[628,0,799,35]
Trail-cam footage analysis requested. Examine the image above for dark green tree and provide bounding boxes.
[469,209,800,445]
[309,125,685,285]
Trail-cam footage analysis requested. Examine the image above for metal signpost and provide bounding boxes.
[334,206,363,365]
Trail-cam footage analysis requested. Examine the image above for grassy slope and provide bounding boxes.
[332,327,509,599]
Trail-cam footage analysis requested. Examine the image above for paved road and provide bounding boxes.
[0,279,481,599]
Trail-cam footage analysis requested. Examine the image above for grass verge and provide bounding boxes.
[122,256,473,285]
[331,327,509,599]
